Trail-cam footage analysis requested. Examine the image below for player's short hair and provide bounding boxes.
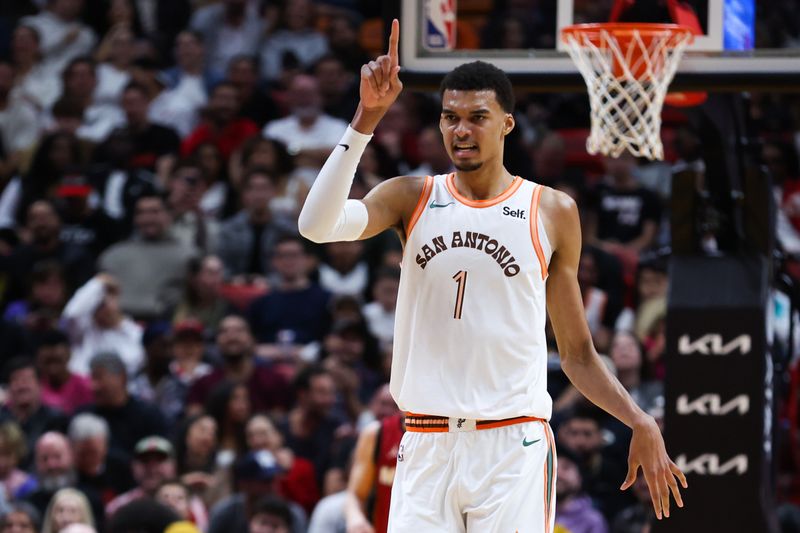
[439,61,515,113]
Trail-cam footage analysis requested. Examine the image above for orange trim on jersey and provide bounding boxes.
[529,184,548,280]
[405,176,434,240]
[404,413,544,433]
[445,173,523,208]
[543,421,556,533]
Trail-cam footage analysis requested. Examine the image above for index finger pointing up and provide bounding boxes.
[388,18,400,66]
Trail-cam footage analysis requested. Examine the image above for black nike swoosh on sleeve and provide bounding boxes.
[338,144,350,151]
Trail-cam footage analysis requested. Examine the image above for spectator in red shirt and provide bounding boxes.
[181,82,258,162]
[35,330,93,415]
[185,315,291,417]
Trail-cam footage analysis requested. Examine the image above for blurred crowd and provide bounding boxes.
[0,1,794,533]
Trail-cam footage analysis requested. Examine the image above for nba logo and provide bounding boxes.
[424,0,456,50]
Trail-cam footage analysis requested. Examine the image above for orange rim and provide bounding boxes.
[561,22,695,44]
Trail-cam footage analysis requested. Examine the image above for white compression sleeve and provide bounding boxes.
[298,126,371,243]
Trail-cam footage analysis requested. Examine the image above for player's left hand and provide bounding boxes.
[621,415,687,520]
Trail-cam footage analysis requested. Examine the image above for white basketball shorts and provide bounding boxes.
[388,415,557,533]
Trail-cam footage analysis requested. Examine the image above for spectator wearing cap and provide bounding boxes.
[215,167,297,282]
[5,200,95,303]
[118,82,181,174]
[62,273,144,377]
[58,173,124,258]
[246,234,331,357]
[128,322,175,419]
[36,329,93,415]
[167,319,213,391]
[22,432,104,527]
[207,451,306,533]
[0,358,68,469]
[173,255,230,336]
[99,193,197,321]
[181,82,258,163]
[186,315,290,417]
[68,413,135,506]
[20,0,96,77]
[76,352,167,458]
[105,436,207,530]
[189,0,264,81]
[132,319,213,423]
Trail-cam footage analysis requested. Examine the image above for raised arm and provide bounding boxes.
[540,187,687,521]
[298,19,421,243]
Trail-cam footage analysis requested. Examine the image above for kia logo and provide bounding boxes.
[676,454,748,475]
[678,334,752,355]
[676,394,750,416]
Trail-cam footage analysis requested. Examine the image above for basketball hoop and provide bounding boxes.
[561,23,695,160]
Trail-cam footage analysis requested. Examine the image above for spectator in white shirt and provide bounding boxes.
[10,24,62,112]
[0,60,41,157]
[62,273,144,377]
[21,0,96,76]
[318,241,368,298]
[129,58,197,138]
[190,0,264,80]
[259,0,329,82]
[362,267,399,348]
[262,74,347,179]
[92,25,135,106]
[161,30,215,110]
[60,57,125,143]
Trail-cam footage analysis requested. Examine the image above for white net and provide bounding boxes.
[562,24,694,160]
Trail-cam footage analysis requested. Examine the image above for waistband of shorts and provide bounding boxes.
[404,412,545,433]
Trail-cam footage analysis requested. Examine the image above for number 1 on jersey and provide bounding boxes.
[452,270,468,319]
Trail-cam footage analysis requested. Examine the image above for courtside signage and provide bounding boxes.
[676,394,750,416]
[676,454,749,476]
[678,333,752,355]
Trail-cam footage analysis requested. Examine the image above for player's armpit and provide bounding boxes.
[358,175,426,240]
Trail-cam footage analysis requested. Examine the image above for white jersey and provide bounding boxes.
[391,173,553,420]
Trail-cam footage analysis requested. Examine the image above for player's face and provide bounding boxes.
[440,89,513,172]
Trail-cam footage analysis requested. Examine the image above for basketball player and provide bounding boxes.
[299,19,686,533]
[345,412,404,533]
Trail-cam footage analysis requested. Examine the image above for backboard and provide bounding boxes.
[399,0,800,92]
